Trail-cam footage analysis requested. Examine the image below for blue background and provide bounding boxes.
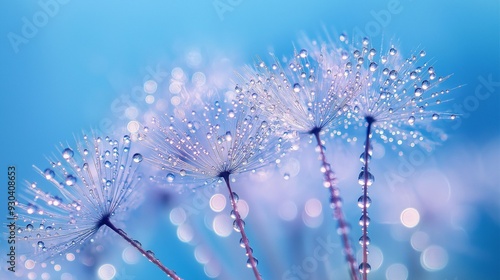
[1,1,499,279]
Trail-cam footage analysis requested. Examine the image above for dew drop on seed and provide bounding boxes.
[299,49,308,58]
[133,153,143,163]
[104,161,112,168]
[432,113,440,120]
[389,70,398,80]
[389,48,397,56]
[421,80,430,90]
[293,83,301,93]
[179,169,187,177]
[166,173,175,182]
[43,169,55,180]
[65,175,76,186]
[408,116,416,125]
[26,224,33,231]
[369,62,378,72]
[38,241,44,248]
[62,148,74,160]
[414,88,423,97]
[420,50,426,57]
[239,238,246,248]
[410,71,418,80]
[225,131,232,141]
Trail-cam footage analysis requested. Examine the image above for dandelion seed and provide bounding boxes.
[239,42,362,280]
[16,134,182,280]
[330,34,457,280]
[145,98,294,280]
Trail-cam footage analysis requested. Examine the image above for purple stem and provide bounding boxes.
[104,218,182,280]
[361,119,374,280]
[313,132,359,280]
[222,173,262,280]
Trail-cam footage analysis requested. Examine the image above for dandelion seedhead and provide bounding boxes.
[17,134,143,259]
[16,134,182,279]
[238,44,366,279]
[144,95,296,280]
[303,33,457,279]
[339,36,456,150]
[239,45,361,138]
[145,98,294,187]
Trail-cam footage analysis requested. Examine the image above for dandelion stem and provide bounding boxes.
[313,131,359,280]
[361,118,374,280]
[221,173,263,280]
[103,218,182,280]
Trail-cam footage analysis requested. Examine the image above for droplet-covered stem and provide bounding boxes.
[313,131,359,280]
[103,218,182,280]
[222,173,262,280]
[360,119,374,280]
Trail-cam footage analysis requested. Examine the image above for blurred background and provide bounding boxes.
[1,1,499,279]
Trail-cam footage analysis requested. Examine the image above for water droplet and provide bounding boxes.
[420,50,426,57]
[408,116,416,125]
[421,80,430,90]
[339,33,347,42]
[247,257,258,268]
[358,171,374,186]
[166,173,175,182]
[359,152,371,164]
[26,224,34,231]
[62,148,74,160]
[179,169,187,177]
[283,173,290,180]
[389,48,397,56]
[359,262,371,274]
[104,161,112,168]
[293,83,301,93]
[65,175,76,186]
[146,250,155,257]
[362,37,370,46]
[389,70,398,80]
[432,113,440,120]
[239,238,246,248]
[234,86,242,93]
[233,220,245,232]
[228,110,235,118]
[410,71,418,80]
[414,88,423,97]
[357,196,372,209]
[359,236,371,246]
[133,240,142,247]
[133,153,143,163]
[232,192,239,202]
[359,215,371,226]
[299,49,308,58]
[44,169,55,180]
[37,241,45,248]
[225,131,232,142]
[369,62,378,72]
